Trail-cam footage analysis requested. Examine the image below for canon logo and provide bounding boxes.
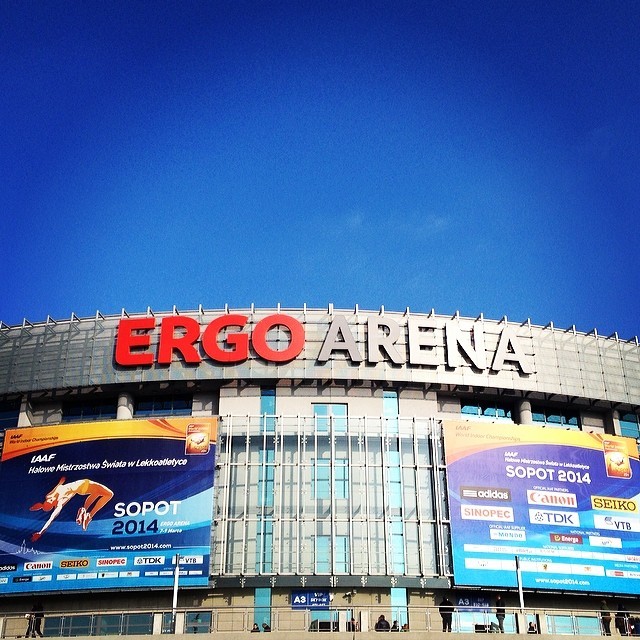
[527,490,577,507]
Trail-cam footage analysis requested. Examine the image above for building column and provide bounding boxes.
[518,400,532,425]
[117,392,134,419]
[17,396,31,427]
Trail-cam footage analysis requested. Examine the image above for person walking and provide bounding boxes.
[601,600,612,636]
[24,603,44,638]
[495,595,506,633]
[439,596,455,632]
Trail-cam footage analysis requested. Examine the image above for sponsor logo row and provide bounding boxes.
[461,486,638,512]
[460,487,639,530]
[0,567,204,586]
[0,556,204,574]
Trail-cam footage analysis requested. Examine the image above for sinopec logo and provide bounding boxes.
[461,505,514,522]
[527,490,577,508]
[97,558,127,567]
[60,559,90,569]
[529,509,580,527]
[591,496,638,512]
[461,486,511,501]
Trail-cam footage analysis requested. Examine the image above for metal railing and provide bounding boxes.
[1,606,638,637]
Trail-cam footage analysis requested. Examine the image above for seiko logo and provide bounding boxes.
[60,559,89,569]
[461,486,511,501]
[527,490,577,507]
[591,496,637,512]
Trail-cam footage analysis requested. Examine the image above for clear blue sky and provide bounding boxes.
[1,1,639,338]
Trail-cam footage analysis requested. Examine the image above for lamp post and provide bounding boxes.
[172,554,181,633]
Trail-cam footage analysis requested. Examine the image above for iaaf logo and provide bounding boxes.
[97,558,127,567]
[461,505,514,522]
[134,556,165,565]
[529,509,580,527]
[461,486,511,501]
[24,561,53,571]
[527,490,577,508]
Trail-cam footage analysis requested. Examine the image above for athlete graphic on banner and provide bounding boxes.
[29,477,114,541]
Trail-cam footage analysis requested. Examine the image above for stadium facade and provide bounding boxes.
[1,306,639,632]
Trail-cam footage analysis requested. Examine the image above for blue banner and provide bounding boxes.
[0,418,216,594]
[444,421,640,595]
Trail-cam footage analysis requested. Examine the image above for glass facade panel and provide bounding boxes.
[215,414,441,579]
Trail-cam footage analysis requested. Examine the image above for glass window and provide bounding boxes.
[384,390,399,434]
[313,403,347,433]
[133,395,191,417]
[531,406,580,429]
[461,401,512,420]
[620,413,640,439]
[334,459,349,500]
[0,399,20,431]
[62,398,118,422]
[255,519,273,573]
[254,587,272,628]
[316,535,331,573]
[334,535,350,573]
[261,388,276,433]
[313,460,331,499]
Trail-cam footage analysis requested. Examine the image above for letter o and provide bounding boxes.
[201,315,249,363]
[252,314,305,363]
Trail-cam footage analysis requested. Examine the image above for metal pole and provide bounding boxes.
[515,555,525,612]
[172,554,180,633]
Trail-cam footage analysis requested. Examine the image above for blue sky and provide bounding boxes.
[1,1,639,338]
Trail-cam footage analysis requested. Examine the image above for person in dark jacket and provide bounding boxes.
[439,596,455,632]
[375,615,391,631]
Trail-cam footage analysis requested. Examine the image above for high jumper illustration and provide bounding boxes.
[29,477,114,541]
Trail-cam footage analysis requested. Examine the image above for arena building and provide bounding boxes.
[0,305,639,635]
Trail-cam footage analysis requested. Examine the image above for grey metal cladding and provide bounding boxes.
[0,308,639,406]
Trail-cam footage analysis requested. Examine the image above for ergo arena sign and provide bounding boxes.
[115,312,534,374]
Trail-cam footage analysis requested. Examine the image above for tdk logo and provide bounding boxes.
[461,486,511,501]
[134,556,165,566]
[529,509,580,527]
